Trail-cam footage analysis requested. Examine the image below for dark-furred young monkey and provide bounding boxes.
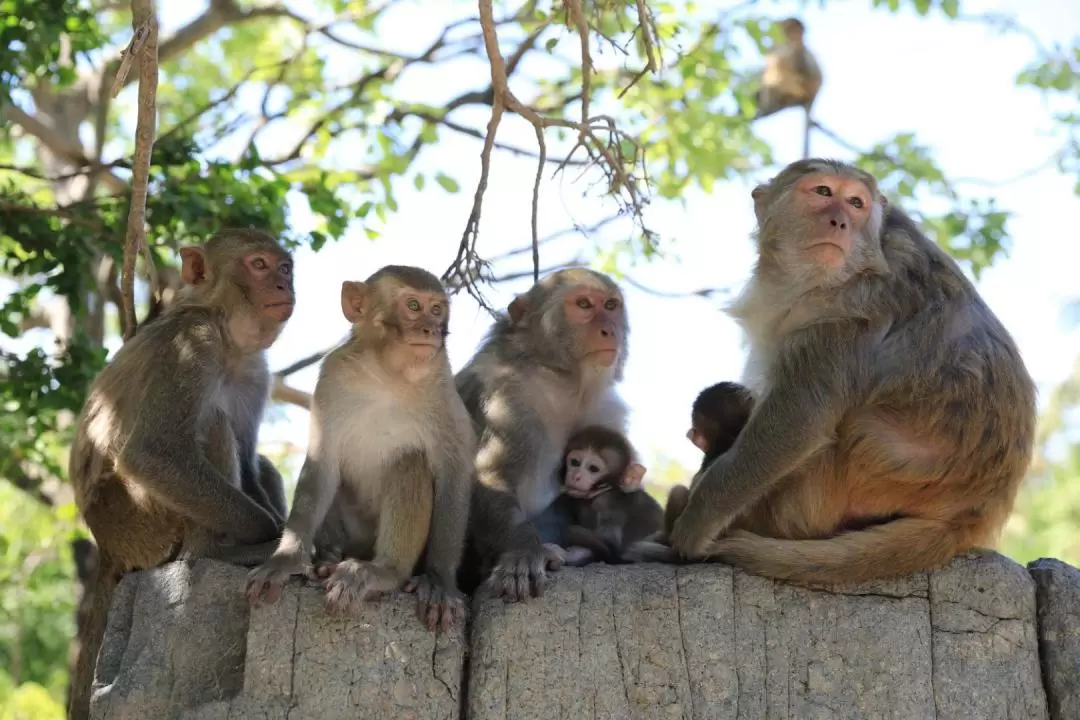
[550,426,661,565]
[456,267,633,601]
[648,158,1036,585]
[753,18,822,121]
[68,228,295,720]
[245,265,475,632]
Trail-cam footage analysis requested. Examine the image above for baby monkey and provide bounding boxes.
[550,426,662,565]
[666,381,755,534]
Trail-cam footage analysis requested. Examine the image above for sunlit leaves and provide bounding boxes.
[0,0,101,101]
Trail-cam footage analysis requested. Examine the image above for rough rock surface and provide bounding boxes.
[89,552,1066,720]
[1029,557,1080,719]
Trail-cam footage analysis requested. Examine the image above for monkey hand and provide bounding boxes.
[485,543,565,603]
[245,552,309,606]
[669,510,720,561]
[403,573,467,633]
[323,559,399,616]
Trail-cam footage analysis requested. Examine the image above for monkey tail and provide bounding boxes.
[69,557,119,720]
[705,518,968,585]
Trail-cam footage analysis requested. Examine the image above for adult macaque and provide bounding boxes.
[245,266,474,632]
[456,268,632,601]
[549,426,661,565]
[68,228,295,719]
[664,381,755,536]
[658,158,1037,585]
[753,18,822,121]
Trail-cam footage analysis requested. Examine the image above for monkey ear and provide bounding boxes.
[620,462,646,492]
[879,194,889,209]
[178,246,210,285]
[507,296,528,324]
[750,185,769,218]
[341,281,368,323]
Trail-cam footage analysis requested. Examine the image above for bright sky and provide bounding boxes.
[17,1,1080,486]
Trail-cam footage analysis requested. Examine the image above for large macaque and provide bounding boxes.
[753,18,822,121]
[68,229,295,719]
[638,159,1037,586]
[245,266,475,631]
[456,268,632,601]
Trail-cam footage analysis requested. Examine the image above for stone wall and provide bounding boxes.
[87,551,1079,720]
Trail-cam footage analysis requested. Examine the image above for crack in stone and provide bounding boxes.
[673,568,697,719]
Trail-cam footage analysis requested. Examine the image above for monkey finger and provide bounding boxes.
[515,557,533,602]
[542,543,566,571]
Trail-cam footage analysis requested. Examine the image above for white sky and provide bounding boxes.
[10,0,1080,484]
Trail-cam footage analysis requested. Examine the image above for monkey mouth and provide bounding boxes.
[587,348,618,366]
[264,302,294,319]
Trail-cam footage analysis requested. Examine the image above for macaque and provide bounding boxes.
[753,18,822,121]
[548,426,662,565]
[68,229,295,720]
[645,158,1037,586]
[245,266,474,632]
[664,381,755,535]
[455,267,632,601]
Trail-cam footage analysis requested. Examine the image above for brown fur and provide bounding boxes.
[67,228,295,720]
[632,159,1036,586]
[755,17,822,120]
[455,268,632,601]
[245,265,475,632]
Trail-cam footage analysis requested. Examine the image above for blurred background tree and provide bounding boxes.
[1,0,1078,715]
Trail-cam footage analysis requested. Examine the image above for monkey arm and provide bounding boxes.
[276,454,341,559]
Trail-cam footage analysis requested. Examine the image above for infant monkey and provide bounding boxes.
[550,426,663,565]
[666,382,755,534]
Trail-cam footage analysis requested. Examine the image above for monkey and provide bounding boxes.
[546,426,662,565]
[753,17,823,158]
[245,265,474,632]
[67,228,295,720]
[662,381,756,537]
[629,158,1037,587]
[454,267,633,601]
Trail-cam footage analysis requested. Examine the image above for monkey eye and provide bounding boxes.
[569,458,581,467]
[813,185,832,197]
[251,257,269,270]
[279,262,292,275]
[576,297,593,309]
[848,197,865,209]
[587,464,600,473]
[406,298,421,312]
[603,298,619,311]
[430,303,443,316]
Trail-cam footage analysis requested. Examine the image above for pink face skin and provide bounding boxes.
[790,173,874,268]
[564,448,608,499]
[396,290,446,358]
[562,286,623,367]
[244,251,295,323]
[686,427,709,453]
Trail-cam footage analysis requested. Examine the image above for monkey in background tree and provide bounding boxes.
[246,266,474,632]
[455,268,633,601]
[67,228,295,720]
[646,158,1037,586]
[754,18,822,121]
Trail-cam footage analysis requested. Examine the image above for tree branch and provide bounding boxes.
[120,0,160,342]
[271,376,312,409]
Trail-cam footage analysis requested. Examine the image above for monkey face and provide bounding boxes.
[564,448,609,498]
[392,289,448,357]
[786,173,873,268]
[686,427,709,453]
[561,285,624,367]
[241,250,295,323]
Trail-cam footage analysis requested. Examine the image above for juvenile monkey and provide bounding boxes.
[753,18,822,121]
[455,268,633,601]
[68,229,294,720]
[645,158,1037,586]
[245,266,474,632]
[549,426,662,565]
[664,381,756,535]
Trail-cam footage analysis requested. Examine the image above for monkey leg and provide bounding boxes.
[323,450,433,616]
[664,485,690,535]
[68,554,121,720]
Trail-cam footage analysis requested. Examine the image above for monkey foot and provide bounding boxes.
[485,545,565,603]
[403,574,467,632]
[245,555,308,606]
[323,559,398,616]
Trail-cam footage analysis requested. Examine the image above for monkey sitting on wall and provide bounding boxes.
[246,265,475,632]
[67,229,295,720]
[663,381,756,537]
[547,426,662,565]
[630,158,1037,586]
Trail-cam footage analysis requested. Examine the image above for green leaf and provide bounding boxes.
[435,172,460,193]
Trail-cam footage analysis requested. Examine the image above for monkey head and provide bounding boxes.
[341,265,450,370]
[177,229,295,348]
[779,17,805,44]
[561,426,646,499]
[506,268,629,377]
[688,382,753,458]
[750,159,889,283]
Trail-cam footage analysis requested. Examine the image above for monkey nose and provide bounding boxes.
[830,218,848,230]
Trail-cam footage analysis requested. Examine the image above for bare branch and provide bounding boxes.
[120,1,160,342]
[273,347,333,377]
[271,376,312,409]
[620,275,729,300]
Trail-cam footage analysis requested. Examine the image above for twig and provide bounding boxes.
[120,1,160,342]
[273,347,334,377]
[110,22,151,98]
[271,376,312,409]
